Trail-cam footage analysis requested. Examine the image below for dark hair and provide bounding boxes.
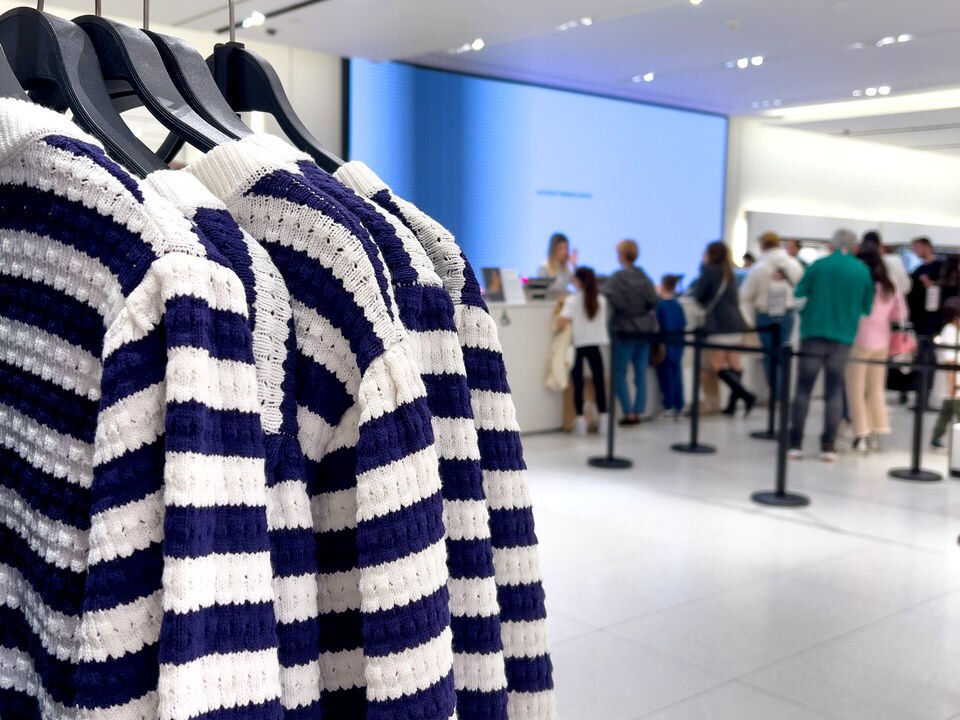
[913,236,933,249]
[942,255,960,288]
[661,274,680,292]
[856,247,895,296]
[743,252,756,263]
[575,266,600,320]
[943,296,960,325]
[861,230,881,250]
[705,241,734,282]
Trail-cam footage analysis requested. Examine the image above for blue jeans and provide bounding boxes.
[614,340,650,416]
[790,338,852,450]
[756,311,795,398]
[656,359,684,412]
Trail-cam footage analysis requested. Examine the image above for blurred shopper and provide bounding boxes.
[558,267,609,436]
[538,232,577,293]
[846,248,906,453]
[931,296,960,449]
[785,238,807,267]
[740,231,804,398]
[862,230,911,295]
[605,239,660,425]
[939,254,960,305]
[789,229,874,462]
[695,241,756,416]
[735,252,755,287]
[655,274,686,418]
[908,236,943,337]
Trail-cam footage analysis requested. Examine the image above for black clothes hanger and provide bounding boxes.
[207,0,343,172]
[0,45,28,100]
[0,5,164,175]
[74,2,232,163]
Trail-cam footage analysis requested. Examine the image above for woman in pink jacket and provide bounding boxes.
[847,248,907,452]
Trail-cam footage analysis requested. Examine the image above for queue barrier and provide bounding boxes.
[586,326,958,508]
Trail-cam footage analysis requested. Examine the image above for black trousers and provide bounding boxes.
[572,345,607,415]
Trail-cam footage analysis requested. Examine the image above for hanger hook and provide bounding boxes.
[228,0,235,43]
[37,0,43,11]
[95,0,100,16]
[143,0,149,30]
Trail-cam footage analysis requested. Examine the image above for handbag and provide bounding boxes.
[889,328,917,358]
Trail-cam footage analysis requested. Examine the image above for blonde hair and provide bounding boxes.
[759,231,780,251]
[617,239,639,264]
[546,233,569,275]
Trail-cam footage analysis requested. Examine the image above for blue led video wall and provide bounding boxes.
[348,59,727,286]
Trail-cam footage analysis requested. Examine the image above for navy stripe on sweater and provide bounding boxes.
[189,700,286,720]
[461,347,512,394]
[356,492,446,568]
[163,506,272,558]
[445,538,495,579]
[0,687,42,720]
[89,439,164,515]
[363,586,451,657]
[43,136,144,203]
[163,403,265,458]
[367,670,457,720]
[0,360,98,442]
[437,459,487,502]
[313,527,359,574]
[165,297,258,363]
[268,527,321,578]
[0,604,76,705]
[0,528,85,616]
[477,430,528,473]
[75,642,159,709]
[354,396,434,475]
[158,602,279,665]
[497,582,547,623]
[82,542,163,611]
[394,286,459,333]
[421,375,475,421]
[504,655,554,693]
[316,608,362,654]
[304,446,357,495]
[275,617,322,668]
[0,446,91,530]
[295,354,352,426]
[450,614,504,655]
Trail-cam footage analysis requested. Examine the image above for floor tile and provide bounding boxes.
[638,681,841,720]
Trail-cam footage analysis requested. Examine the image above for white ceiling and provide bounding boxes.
[36,0,960,154]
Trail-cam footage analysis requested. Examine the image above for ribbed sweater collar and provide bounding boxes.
[0,97,98,162]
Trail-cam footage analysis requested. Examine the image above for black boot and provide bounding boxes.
[718,369,757,417]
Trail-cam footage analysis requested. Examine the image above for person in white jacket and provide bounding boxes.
[740,232,805,397]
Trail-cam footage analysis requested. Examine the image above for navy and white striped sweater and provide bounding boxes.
[189,136,457,720]
[0,100,284,719]
[144,170,323,719]
[336,162,556,720]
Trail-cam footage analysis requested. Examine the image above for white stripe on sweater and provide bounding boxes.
[161,552,275,613]
[296,405,336,461]
[407,329,469,376]
[483,470,533,510]
[0,317,102,401]
[453,650,509,693]
[359,540,447,613]
[266,480,315,532]
[455,305,504,352]
[316,569,362,615]
[292,299,360,395]
[164,453,268,508]
[310,488,357,534]
[357,343,429,423]
[0,232,124,322]
[492,545,543,587]
[103,255,249,359]
[500,620,552,660]
[166,347,261,413]
[366,626,455,701]
[272,573,320,625]
[0,563,79,662]
[0,648,78,720]
[87,491,163,564]
[442,500,492,542]
[470,389,521,433]
[92,383,165,467]
[0,485,87,571]
[319,648,365,691]
[158,650,283,720]
[447,577,500,618]
[0,402,93,487]
[77,591,162,663]
[356,447,442,523]
[431,417,482,460]
[507,690,556,719]
[279,659,322,708]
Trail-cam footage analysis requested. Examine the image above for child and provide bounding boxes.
[558,267,609,435]
[656,274,687,418]
[931,296,960,448]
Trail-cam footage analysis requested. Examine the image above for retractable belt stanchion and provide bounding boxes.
[589,331,633,469]
[672,328,716,455]
[751,321,781,441]
[752,342,810,507]
[889,336,942,482]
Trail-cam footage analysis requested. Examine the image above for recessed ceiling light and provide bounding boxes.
[865,87,878,96]
[725,60,736,69]
[897,33,913,43]
[471,37,485,51]
[643,72,655,82]
[580,17,593,26]
[751,55,764,66]
[850,41,865,50]
[852,89,863,97]
[878,85,892,95]
[689,0,703,5]
[241,10,266,28]
[557,21,577,31]
[876,36,896,47]
[736,57,749,69]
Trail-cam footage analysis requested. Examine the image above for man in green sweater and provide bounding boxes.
[790,229,875,461]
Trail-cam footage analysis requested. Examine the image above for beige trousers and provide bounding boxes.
[845,346,891,437]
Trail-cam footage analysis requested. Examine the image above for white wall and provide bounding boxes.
[725,117,960,257]
[0,2,343,155]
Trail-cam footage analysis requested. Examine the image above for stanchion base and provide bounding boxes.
[888,468,942,482]
[671,443,716,454]
[750,430,778,441]
[588,456,633,469]
[751,490,810,507]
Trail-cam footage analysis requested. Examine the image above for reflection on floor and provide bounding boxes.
[527,401,960,720]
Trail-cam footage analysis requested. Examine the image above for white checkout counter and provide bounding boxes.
[489,298,770,434]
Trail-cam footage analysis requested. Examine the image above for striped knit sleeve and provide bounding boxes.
[338,163,555,719]
[187,136,457,720]
[75,231,284,717]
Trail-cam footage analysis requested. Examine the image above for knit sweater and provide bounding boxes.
[188,137,456,720]
[143,170,322,719]
[0,99,283,719]
[336,162,556,720]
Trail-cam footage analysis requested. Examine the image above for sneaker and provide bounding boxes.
[597,413,608,433]
[573,416,587,436]
[867,434,882,451]
[851,436,868,455]
[820,446,838,463]
[788,448,804,460]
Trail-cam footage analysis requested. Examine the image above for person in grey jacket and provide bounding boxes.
[604,239,660,425]
[695,241,757,416]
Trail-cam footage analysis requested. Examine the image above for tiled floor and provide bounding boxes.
[525,401,960,719]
